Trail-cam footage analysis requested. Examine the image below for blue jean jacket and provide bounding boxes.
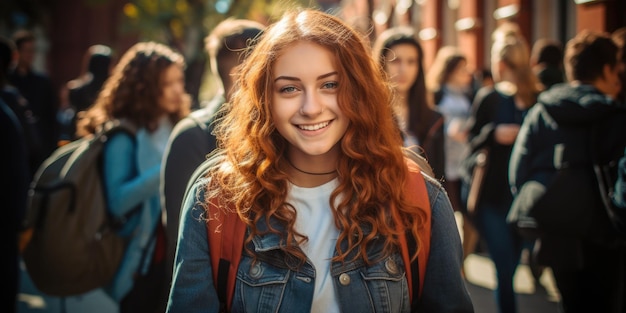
[167,175,473,312]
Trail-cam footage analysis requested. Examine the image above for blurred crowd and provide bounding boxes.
[2,6,626,313]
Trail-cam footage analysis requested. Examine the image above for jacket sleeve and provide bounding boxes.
[103,131,160,217]
[467,87,498,151]
[416,181,474,312]
[161,116,215,254]
[166,178,220,313]
[509,104,556,193]
[508,106,535,193]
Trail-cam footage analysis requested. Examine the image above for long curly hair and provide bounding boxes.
[76,41,190,136]
[207,9,427,266]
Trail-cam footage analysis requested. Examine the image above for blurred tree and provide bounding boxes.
[122,0,312,108]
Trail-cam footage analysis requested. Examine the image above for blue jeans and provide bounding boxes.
[473,203,523,313]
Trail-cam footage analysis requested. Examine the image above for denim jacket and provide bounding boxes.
[167,172,473,313]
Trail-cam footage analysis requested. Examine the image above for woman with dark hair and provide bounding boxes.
[77,41,190,312]
[167,8,472,313]
[68,44,114,113]
[530,38,564,91]
[372,27,446,180]
[58,44,114,142]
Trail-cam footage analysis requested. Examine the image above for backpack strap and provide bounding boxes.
[206,202,246,312]
[400,157,432,303]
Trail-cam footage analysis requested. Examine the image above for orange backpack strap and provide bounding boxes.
[399,158,432,303]
[206,201,246,312]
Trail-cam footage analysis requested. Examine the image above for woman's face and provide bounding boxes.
[384,43,420,94]
[271,41,348,162]
[158,64,186,114]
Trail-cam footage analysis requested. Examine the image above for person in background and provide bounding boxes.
[68,44,114,113]
[372,26,446,180]
[426,46,478,274]
[1,36,35,313]
[167,8,472,312]
[59,44,114,143]
[463,22,540,313]
[159,18,264,312]
[0,36,43,179]
[509,30,625,313]
[527,38,564,285]
[8,29,58,159]
[530,38,564,91]
[470,69,494,101]
[0,97,29,313]
[77,41,190,313]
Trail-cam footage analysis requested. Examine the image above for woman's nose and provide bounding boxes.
[300,91,324,116]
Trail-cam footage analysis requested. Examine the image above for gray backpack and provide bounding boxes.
[22,119,138,296]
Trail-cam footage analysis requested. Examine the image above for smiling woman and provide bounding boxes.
[271,41,348,184]
[167,8,473,313]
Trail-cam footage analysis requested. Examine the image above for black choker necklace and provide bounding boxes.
[286,158,337,176]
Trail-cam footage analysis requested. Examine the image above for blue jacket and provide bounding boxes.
[167,168,473,312]
[102,127,165,301]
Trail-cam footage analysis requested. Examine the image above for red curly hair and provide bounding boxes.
[207,8,427,266]
[77,41,190,136]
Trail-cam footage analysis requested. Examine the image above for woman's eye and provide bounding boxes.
[280,86,298,93]
[322,81,338,89]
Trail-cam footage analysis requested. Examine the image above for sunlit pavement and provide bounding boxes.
[457,212,561,313]
[17,259,117,313]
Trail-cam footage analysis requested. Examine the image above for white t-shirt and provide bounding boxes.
[288,179,341,313]
[438,87,471,180]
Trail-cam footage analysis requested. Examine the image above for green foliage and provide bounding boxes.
[121,0,313,61]
[121,0,317,103]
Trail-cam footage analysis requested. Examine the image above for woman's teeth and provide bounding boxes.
[298,121,329,131]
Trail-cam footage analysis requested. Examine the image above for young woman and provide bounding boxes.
[167,9,472,313]
[463,22,540,313]
[372,27,446,180]
[77,41,190,312]
[426,46,477,271]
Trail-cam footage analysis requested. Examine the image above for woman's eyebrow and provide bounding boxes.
[274,71,338,82]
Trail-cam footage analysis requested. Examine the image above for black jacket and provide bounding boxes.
[464,86,526,210]
[509,83,626,269]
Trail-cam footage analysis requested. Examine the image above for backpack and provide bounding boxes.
[194,154,433,312]
[21,119,139,296]
[593,131,626,239]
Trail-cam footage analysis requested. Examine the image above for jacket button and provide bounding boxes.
[249,263,263,278]
[339,273,351,286]
[385,259,399,274]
